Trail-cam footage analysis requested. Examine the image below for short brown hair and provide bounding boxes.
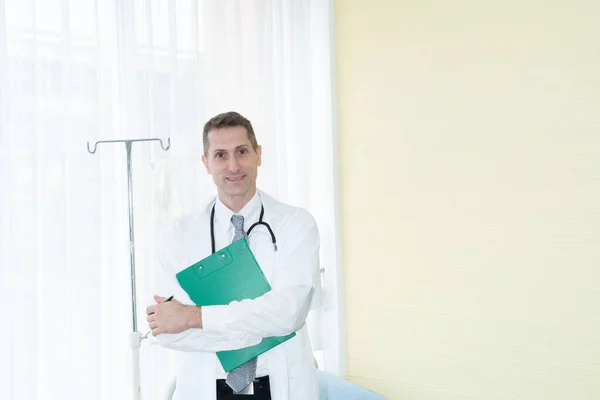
[203,111,258,156]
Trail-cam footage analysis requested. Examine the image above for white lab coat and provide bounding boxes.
[154,190,320,400]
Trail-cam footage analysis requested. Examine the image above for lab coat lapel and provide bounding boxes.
[251,191,284,283]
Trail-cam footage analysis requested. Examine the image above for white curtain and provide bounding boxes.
[0,1,343,399]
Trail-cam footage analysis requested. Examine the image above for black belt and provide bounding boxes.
[216,376,271,399]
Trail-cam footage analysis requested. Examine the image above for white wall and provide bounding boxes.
[335,1,600,399]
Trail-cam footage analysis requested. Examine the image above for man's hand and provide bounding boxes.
[146,295,203,336]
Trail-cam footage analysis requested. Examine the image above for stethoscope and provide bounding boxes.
[210,203,278,254]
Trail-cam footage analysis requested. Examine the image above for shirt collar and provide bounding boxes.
[214,191,262,233]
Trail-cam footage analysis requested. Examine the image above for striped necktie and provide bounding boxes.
[226,214,257,393]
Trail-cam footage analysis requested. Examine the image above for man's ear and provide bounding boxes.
[256,145,262,167]
[202,155,211,174]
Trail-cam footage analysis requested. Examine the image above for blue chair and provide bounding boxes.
[317,370,387,399]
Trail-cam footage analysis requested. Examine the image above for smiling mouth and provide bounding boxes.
[226,175,245,182]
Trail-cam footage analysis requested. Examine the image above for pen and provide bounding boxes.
[165,295,174,302]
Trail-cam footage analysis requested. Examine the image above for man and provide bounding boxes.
[146,111,320,400]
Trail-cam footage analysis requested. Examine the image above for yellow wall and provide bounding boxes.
[335,1,600,399]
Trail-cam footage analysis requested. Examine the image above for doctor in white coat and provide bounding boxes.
[146,111,321,400]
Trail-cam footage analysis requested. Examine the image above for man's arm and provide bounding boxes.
[148,219,262,352]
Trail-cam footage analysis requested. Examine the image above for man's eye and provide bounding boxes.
[238,148,248,155]
[215,153,225,159]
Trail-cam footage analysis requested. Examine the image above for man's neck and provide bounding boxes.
[219,188,257,213]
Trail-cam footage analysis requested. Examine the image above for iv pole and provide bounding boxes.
[87,137,171,400]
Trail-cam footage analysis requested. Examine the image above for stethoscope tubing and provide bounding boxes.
[210,204,278,254]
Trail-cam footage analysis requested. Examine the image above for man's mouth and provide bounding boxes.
[226,175,245,182]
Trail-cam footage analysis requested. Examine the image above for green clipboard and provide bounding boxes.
[176,238,295,372]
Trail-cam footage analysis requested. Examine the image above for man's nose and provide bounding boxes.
[227,156,241,172]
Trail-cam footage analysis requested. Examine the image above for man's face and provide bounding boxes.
[202,126,262,200]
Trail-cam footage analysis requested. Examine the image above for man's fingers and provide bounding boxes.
[151,327,162,336]
[148,294,170,315]
[149,321,159,329]
[147,314,155,323]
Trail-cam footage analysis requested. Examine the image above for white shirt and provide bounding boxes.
[153,189,321,400]
[212,191,267,379]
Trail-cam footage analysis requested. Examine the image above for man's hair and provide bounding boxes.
[203,111,258,156]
